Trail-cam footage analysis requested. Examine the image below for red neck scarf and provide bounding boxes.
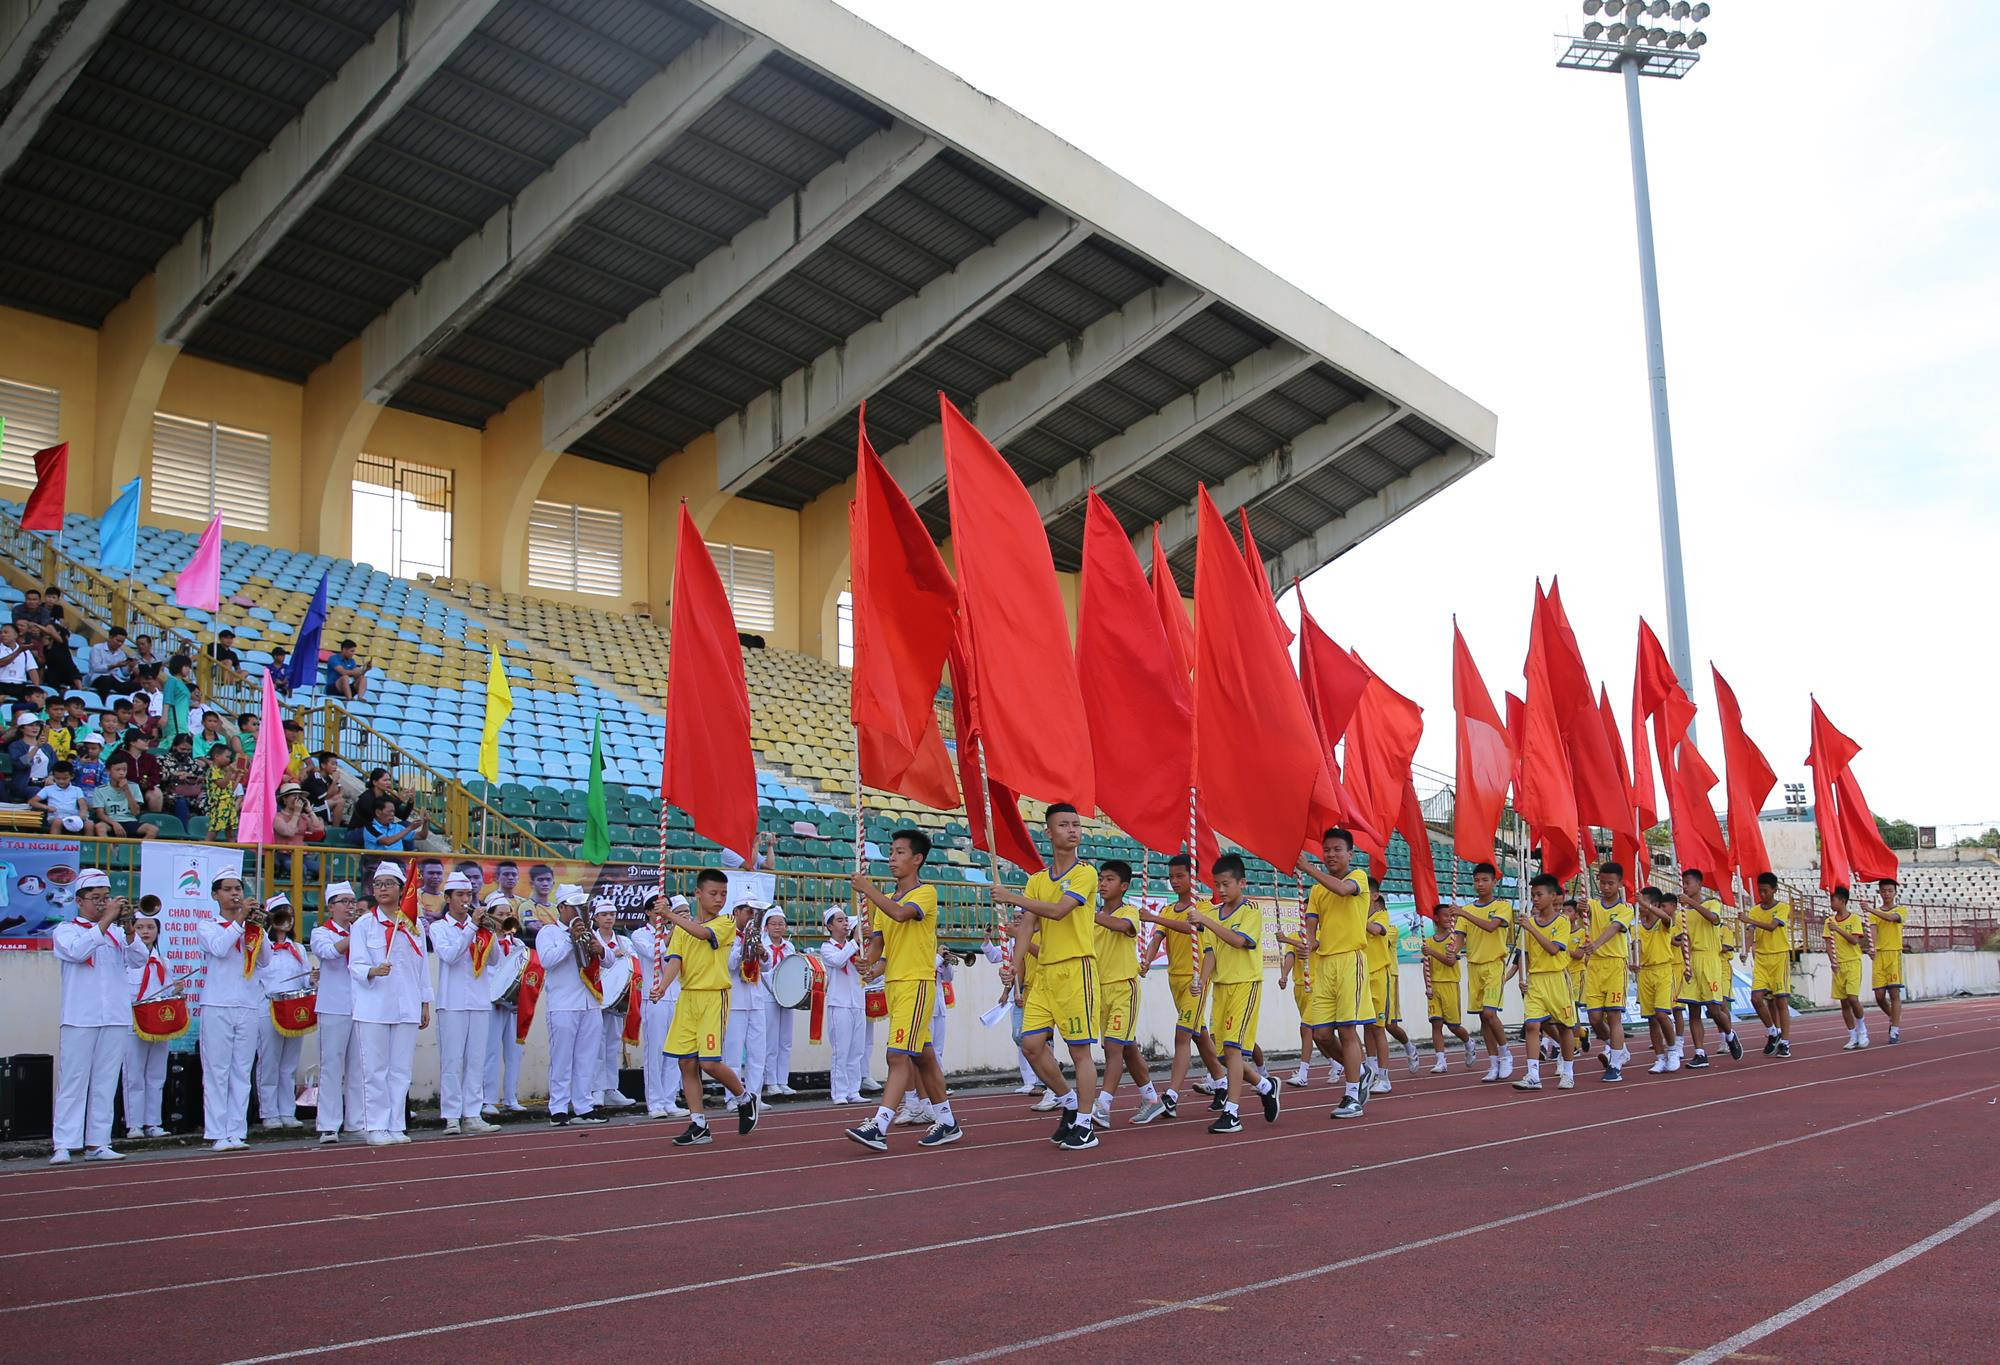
[71,917,116,966]
[379,910,420,958]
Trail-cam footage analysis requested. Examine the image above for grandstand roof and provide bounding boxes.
[0,0,1497,583]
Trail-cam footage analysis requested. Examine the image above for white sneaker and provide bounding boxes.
[1463,1041,1479,1070]
[462,1117,501,1134]
[392,1132,412,1144]
[211,1139,237,1153]
[894,1108,930,1127]
[1032,1091,1062,1111]
[1330,1063,1345,1084]
[1431,1057,1450,1075]
[860,1078,883,1094]
[1405,1042,1421,1074]
[1665,1054,1682,1071]
[1481,1061,1502,1083]
[1289,1066,1311,1087]
[1557,1071,1576,1090]
[662,1101,690,1118]
[280,1117,303,1129]
[778,1084,798,1095]
[505,1102,529,1113]
[442,1120,463,1136]
[145,1125,168,1138]
[1371,1075,1393,1095]
[86,1146,125,1162]
[1012,1082,1039,1095]
[1649,1057,1668,1074]
[367,1131,393,1147]
[601,1092,637,1108]
[48,1149,70,1164]
[262,1118,287,1131]
[1498,1056,1515,1079]
[481,1105,500,1118]
[1888,1027,1900,1044]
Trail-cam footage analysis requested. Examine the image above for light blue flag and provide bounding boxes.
[98,477,142,577]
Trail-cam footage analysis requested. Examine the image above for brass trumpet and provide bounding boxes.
[568,910,600,960]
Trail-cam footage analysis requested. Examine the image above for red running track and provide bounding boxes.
[4,998,1996,1363]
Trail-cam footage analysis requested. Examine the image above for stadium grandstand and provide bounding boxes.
[0,0,1499,933]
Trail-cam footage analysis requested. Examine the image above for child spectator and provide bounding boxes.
[202,744,241,841]
[268,646,292,698]
[31,760,95,834]
[121,732,165,813]
[91,755,159,839]
[71,733,108,793]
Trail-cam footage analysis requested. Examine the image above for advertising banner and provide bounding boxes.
[0,835,85,950]
[141,842,247,1048]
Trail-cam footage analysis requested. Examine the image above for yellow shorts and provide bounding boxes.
[1873,949,1903,990]
[1304,950,1373,1029]
[1681,951,1724,1006]
[1210,980,1261,1052]
[1467,958,1506,1013]
[1291,975,1311,1018]
[1583,957,1628,1012]
[1171,973,1208,1034]
[664,988,727,1060]
[1369,964,1399,1026]
[1523,970,1573,1025]
[1752,953,1792,996]
[1098,977,1139,1044]
[1568,968,1587,1020]
[884,978,936,1055]
[1426,980,1461,1025]
[1831,959,1862,999]
[1637,964,1678,1017]
[1021,956,1097,1043]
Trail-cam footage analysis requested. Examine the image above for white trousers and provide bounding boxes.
[356,1020,417,1134]
[760,998,794,1088]
[54,1024,125,1150]
[122,1033,167,1133]
[256,1017,303,1122]
[931,998,949,1068]
[199,1005,259,1140]
[864,1015,877,1087]
[435,1008,488,1120]
[485,1008,521,1107]
[315,1012,365,1133]
[546,1008,598,1117]
[826,1005,864,1101]
[727,1003,767,1092]
[641,996,682,1111]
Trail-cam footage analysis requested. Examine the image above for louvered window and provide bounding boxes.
[150,412,271,531]
[528,500,622,596]
[0,377,61,487]
[706,541,776,632]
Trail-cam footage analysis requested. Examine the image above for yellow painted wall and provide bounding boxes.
[702,495,800,651]
[152,351,303,546]
[0,307,98,500]
[525,454,653,612]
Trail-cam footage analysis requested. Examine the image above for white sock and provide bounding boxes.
[933,1100,954,1126]
[1138,1083,1158,1102]
[1060,1091,1079,1113]
[1164,1087,1179,1103]
[690,1112,708,1128]
[872,1106,894,1131]
[1255,1076,1273,1095]
[1343,1082,1359,1100]
[1223,1100,1240,1117]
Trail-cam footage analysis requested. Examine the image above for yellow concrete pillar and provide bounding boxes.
[479,388,559,594]
[299,340,382,558]
[93,276,178,506]
[644,434,731,610]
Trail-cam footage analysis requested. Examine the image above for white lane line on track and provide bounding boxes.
[1676,1194,2000,1365]
[214,1070,2000,1365]
[22,1035,1992,1324]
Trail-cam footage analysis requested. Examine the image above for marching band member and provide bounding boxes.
[52,871,141,1162]
[630,894,688,1119]
[428,873,499,1135]
[819,905,866,1104]
[725,899,769,1096]
[349,862,432,1145]
[758,907,798,1098]
[254,896,311,1130]
[591,901,639,1110]
[196,873,266,1152]
[482,894,528,1114]
[309,883,366,1144]
[658,867,759,1146]
[930,951,953,1068]
[123,904,173,1139]
[533,885,607,1127]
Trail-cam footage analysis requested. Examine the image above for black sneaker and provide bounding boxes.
[844,1122,887,1152]
[1208,1091,1226,1112]
[737,1094,759,1136]
[1763,1034,1778,1056]
[571,1113,609,1126]
[918,1122,962,1148]
[1687,1051,1711,1069]
[671,1122,712,1147]
[1160,1092,1178,1119]
[1776,1039,1791,1057]
[1601,1066,1623,1083]
[1330,1095,1363,1120]
[1057,1123,1100,1151]
[547,1112,571,1127]
[1725,1034,1744,1061]
[1259,1077,1282,1123]
[1207,1111,1243,1135]
[1598,1051,1613,1072]
[1052,1113,1075,1144]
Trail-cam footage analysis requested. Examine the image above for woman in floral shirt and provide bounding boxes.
[160,731,206,824]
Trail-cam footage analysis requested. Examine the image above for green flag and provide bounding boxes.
[581,714,610,863]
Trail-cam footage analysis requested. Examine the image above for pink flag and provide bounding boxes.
[174,513,223,613]
[235,671,288,845]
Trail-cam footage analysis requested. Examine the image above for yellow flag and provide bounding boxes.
[478,646,512,783]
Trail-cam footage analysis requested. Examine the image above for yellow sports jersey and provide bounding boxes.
[1157,901,1199,977]
[666,914,735,991]
[873,882,939,982]
[1307,868,1371,958]
[1364,903,1397,972]
[1586,898,1635,960]
[1684,898,1724,955]
[1458,900,1512,964]
[1205,900,1264,984]
[1825,911,1863,964]
[1637,915,1675,969]
[1095,900,1141,983]
[1751,901,1791,954]
[1524,915,1574,974]
[1025,861,1100,964]
[1718,911,1739,953]
[1021,923,1040,990]
[1871,904,1905,953]
[1425,935,1461,986]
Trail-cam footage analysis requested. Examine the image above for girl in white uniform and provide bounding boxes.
[255,896,311,1129]
[758,907,798,1097]
[308,883,365,1144]
[818,906,866,1104]
[123,908,173,1139]
[481,895,527,1114]
[590,903,638,1109]
[631,894,688,1118]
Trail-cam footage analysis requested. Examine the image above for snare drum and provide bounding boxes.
[769,952,824,1010]
[864,980,888,1020]
[487,948,529,1007]
[268,988,318,1037]
[132,994,191,1044]
[599,955,634,1013]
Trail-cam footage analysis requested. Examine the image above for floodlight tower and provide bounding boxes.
[1560,1,1711,730]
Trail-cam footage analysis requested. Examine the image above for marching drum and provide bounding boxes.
[268,987,318,1037]
[132,993,191,1044]
[864,979,888,1020]
[487,949,529,1007]
[599,955,634,1013]
[769,952,824,1010]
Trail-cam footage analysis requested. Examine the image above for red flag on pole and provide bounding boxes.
[849,412,959,809]
[1666,735,1731,885]
[22,443,67,531]
[1149,524,1196,681]
[1078,491,1193,856]
[1597,685,1644,897]
[1630,675,1659,831]
[1713,666,1776,891]
[1342,652,1423,876]
[1518,586,1580,881]
[662,503,757,861]
[1191,485,1337,869]
[940,395,1093,811]
[948,629,1042,874]
[1398,777,1441,923]
[1806,699,1896,889]
[1539,581,1630,838]
[1237,507,1293,648]
[1295,598,1377,844]
[1450,623,1510,865]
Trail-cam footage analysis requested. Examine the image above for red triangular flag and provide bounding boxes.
[1237,506,1293,647]
[1450,623,1510,865]
[1630,672,1658,831]
[22,442,67,531]
[1541,580,1630,837]
[1713,666,1776,892]
[1518,586,1580,880]
[1149,524,1196,681]
[1666,735,1731,889]
[662,504,757,861]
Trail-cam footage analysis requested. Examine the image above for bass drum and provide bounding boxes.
[769,952,823,1010]
[599,954,634,1013]
[486,949,528,1007]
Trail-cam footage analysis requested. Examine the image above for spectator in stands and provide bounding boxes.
[6,714,54,801]
[159,731,204,823]
[203,744,241,841]
[268,646,292,698]
[362,802,414,851]
[209,629,245,686]
[105,698,138,747]
[38,587,82,691]
[132,665,164,739]
[91,755,159,840]
[281,720,308,782]
[347,768,428,849]
[0,621,41,700]
[10,588,68,686]
[128,634,158,677]
[303,751,360,826]
[273,782,324,880]
[46,704,77,761]
[88,626,132,698]
[31,760,94,834]
[61,694,90,743]
[328,640,368,700]
[236,711,260,760]
[71,733,107,794]
[160,655,193,745]
[192,709,240,763]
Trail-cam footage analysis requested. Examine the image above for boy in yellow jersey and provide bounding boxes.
[1742,871,1794,1058]
[1581,863,1637,1083]
[1674,868,1743,1068]
[1298,827,1373,1120]
[1137,852,1227,1117]
[659,868,759,1147]
[994,803,1102,1151]
[1364,891,1419,1086]
[1188,854,1281,1134]
[1419,913,1475,1073]
[1825,886,1870,1049]
[1561,899,1589,1059]
[1089,859,1166,1129]
[1277,919,1317,1088]
[844,829,960,1151]
[1513,874,1581,1091]
[1635,887,1683,1073]
[1866,877,1906,1043]
[1455,861,1515,1083]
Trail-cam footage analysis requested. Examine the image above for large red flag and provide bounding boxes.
[1518,586,1580,880]
[1806,699,1896,889]
[662,503,757,861]
[1713,666,1776,891]
[1598,685,1643,896]
[1342,653,1424,877]
[1667,736,1731,886]
[1450,623,1510,864]
[1295,599,1376,843]
[23,443,67,531]
[1636,618,1695,751]
[850,413,959,810]
[1192,485,1338,869]
[1149,524,1195,681]
[1540,581,1630,835]
[1237,507,1293,648]
[948,629,1042,874]
[1078,491,1192,856]
[1630,677,1658,831]
[940,396,1093,811]
[1398,777,1441,923]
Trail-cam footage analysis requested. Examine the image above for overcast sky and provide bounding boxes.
[837,0,2000,836]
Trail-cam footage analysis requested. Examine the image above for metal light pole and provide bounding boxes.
[1559,2,1711,732]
